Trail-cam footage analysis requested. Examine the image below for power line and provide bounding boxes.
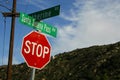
[2,17,6,65]
[0,3,11,11]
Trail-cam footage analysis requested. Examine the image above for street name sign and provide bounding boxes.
[29,5,60,21]
[21,31,51,69]
[19,13,57,37]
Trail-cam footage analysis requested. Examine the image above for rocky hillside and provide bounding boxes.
[0,42,120,80]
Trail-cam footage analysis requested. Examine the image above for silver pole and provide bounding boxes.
[30,68,36,80]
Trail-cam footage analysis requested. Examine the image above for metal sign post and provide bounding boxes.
[30,68,36,80]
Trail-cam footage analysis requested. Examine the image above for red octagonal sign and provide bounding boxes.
[21,31,51,69]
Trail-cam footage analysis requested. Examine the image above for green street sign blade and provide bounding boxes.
[19,12,35,28]
[29,5,60,21]
[19,13,57,38]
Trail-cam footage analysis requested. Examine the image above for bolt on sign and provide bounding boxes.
[19,13,57,37]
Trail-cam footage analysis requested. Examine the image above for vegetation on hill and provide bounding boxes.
[0,42,120,80]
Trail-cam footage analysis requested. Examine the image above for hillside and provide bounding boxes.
[0,42,120,80]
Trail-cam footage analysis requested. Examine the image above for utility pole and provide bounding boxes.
[2,0,19,80]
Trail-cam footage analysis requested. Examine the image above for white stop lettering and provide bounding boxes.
[24,40,49,58]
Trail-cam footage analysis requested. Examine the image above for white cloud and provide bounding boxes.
[19,0,46,9]
[12,57,21,65]
[52,0,120,54]
[28,0,46,9]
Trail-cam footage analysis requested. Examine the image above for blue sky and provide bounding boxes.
[0,0,120,65]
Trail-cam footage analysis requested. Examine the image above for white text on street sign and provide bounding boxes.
[20,13,57,37]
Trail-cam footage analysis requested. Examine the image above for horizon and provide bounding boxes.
[0,0,120,65]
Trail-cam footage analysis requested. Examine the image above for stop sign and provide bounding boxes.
[21,31,51,69]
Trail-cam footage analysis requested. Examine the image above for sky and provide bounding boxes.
[0,0,120,65]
